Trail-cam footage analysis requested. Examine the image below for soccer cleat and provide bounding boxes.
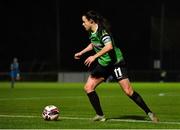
[92,115,106,122]
[148,112,159,123]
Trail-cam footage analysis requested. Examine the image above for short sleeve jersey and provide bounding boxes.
[89,28,124,66]
[11,62,19,73]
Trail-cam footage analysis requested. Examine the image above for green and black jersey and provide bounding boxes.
[89,28,124,66]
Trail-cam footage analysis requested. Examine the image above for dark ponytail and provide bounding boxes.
[84,10,111,34]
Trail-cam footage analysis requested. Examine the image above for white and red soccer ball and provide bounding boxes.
[42,105,60,121]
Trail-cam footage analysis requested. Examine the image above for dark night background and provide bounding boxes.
[3,1,180,81]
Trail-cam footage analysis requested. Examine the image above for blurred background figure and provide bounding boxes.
[10,57,20,88]
[160,70,167,82]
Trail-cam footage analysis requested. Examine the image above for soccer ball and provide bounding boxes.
[42,105,60,121]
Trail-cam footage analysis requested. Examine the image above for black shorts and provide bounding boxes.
[91,60,128,81]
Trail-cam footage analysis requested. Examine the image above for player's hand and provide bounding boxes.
[84,56,95,67]
[74,52,82,59]
[16,75,20,80]
[16,77,20,80]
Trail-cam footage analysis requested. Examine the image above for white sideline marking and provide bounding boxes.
[0,114,38,118]
[158,93,165,96]
[0,114,180,125]
[0,94,180,101]
[0,97,71,101]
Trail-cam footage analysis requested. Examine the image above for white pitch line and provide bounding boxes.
[0,114,180,125]
[0,114,38,118]
[109,118,180,125]
[0,94,180,101]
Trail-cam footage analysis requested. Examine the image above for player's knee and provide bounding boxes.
[124,88,133,96]
[84,84,94,93]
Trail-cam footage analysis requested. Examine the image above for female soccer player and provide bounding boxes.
[74,10,158,122]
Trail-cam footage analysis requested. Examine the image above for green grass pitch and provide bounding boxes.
[0,82,180,129]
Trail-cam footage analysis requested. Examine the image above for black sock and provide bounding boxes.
[129,91,152,114]
[87,91,103,116]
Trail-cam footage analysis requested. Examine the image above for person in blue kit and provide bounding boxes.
[10,57,20,88]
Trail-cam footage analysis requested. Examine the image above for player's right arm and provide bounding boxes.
[74,43,93,59]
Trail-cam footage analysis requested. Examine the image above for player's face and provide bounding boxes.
[82,16,93,31]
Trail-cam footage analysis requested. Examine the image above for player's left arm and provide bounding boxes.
[93,34,113,58]
[93,42,113,59]
[84,39,113,67]
[16,73,20,80]
[16,65,20,80]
